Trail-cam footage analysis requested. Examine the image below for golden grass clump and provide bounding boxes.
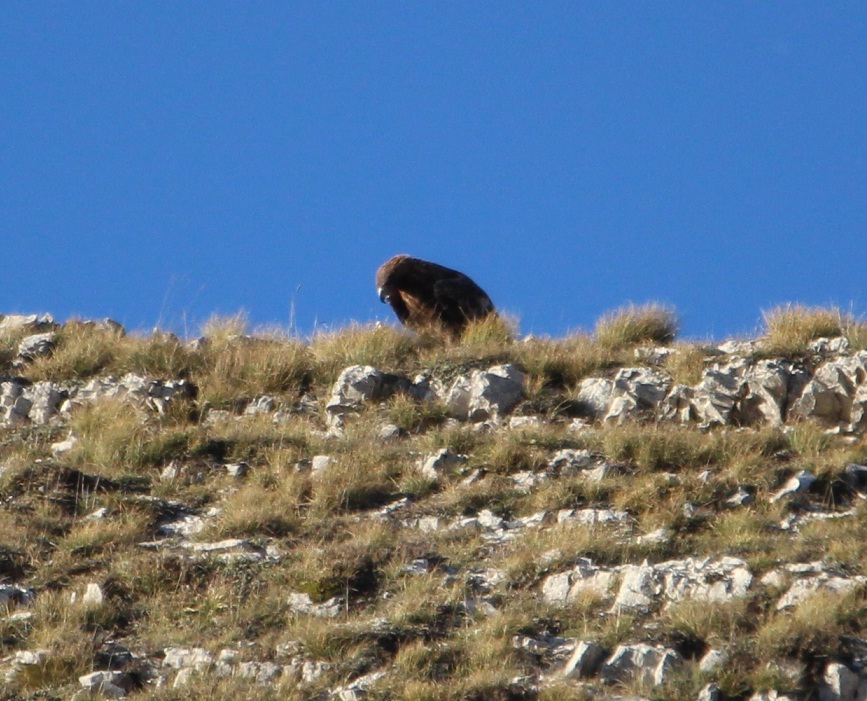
[22,320,126,381]
[594,303,678,349]
[847,321,867,351]
[310,323,422,379]
[68,400,191,476]
[664,344,707,386]
[457,313,517,349]
[513,333,616,388]
[194,315,312,407]
[761,303,849,355]
[599,424,724,472]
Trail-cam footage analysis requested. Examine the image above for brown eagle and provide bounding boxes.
[376,254,496,335]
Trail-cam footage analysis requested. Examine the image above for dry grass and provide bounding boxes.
[513,333,617,389]
[310,323,422,380]
[664,345,707,386]
[761,304,850,356]
[194,331,311,408]
[23,321,126,381]
[6,314,867,699]
[594,303,678,349]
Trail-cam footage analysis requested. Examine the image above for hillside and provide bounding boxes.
[2,306,867,701]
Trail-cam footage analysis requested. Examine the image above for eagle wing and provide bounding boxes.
[433,276,495,330]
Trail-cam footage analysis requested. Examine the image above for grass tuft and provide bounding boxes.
[761,304,849,355]
[594,303,678,349]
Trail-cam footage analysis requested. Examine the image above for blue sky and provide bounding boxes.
[2,2,865,340]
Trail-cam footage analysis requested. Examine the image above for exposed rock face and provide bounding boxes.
[445,364,525,421]
[17,332,56,361]
[790,352,867,432]
[541,557,753,611]
[556,641,606,679]
[604,367,672,424]
[575,377,614,419]
[0,380,67,426]
[599,643,681,687]
[611,557,753,612]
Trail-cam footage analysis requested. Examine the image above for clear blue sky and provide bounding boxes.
[2,2,865,340]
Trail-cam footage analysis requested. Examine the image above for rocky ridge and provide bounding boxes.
[2,313,867,699]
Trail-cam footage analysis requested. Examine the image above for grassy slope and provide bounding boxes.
[1,306,867,700]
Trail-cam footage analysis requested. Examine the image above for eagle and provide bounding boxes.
[376,254,496,336]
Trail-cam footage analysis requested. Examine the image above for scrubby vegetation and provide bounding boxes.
[2,305,867,699]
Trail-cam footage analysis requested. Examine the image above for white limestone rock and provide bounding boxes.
[326,365,410,425]
[604,367,672,424]
[548,448,594,475]
[600,643,681,687]
[541,558,619,605]
[557,640,606,679]
[244,395,276,415]
[17,332,56,360]
[574,377,614,420]
[699,649,729,673]
[418,448,468,480]
[163,647,214,669]
[286,592,344,618]
[769,470,816,503]
[78,670,131,698]
[776,572,867,610]
[611,557,752,613]
[817,662,866,701]
[446,364,525,421]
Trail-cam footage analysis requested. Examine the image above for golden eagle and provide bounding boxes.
[376,254,496,336]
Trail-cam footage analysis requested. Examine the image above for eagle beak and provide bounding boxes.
[378,287,387,303]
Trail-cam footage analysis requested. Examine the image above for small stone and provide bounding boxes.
[776,573,867,610]
[78,670,130,698]
[15,649,47,666]
[286,592,344,618]
[460,468,485,486]
[416,516,442,532]
[158,514,207,537]
[82,582,104,607]
[512,470,545,493]
[508,415,542,430]
[725,487,755,507]
[301,659,330,683]
[600,643,681,686]
[225,462,250,478]
[160,462,180,482]
[699,649,729,673]
[818,662,862,701]
[378,423,402,441]
[311,455,333,474]
[636,527,672,546]
[17,332,56,360]
[173,667,195,688]
[770,470,816,503]
[558,640,606,679]
[419,449,467,480]
[584,463,616,482]
[404,559,431,576]
[244,395,276,415]
[477,509,504,529]
[163,647,214,669]
[698,683,722,701]
[204,409,233,425]
[50,431,79,456]
[548,449,594,475]
[446,364,525,421]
